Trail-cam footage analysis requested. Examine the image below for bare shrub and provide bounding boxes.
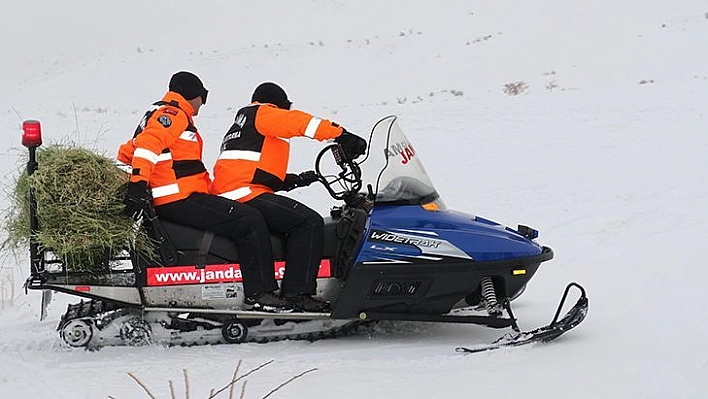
[121,359,318,399]
[503,81,529,96]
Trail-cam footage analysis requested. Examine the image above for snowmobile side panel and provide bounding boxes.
[140,275,342,308]
[363,205,545,263]
[331,249,551,319]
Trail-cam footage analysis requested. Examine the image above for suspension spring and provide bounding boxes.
[480,277,502,315]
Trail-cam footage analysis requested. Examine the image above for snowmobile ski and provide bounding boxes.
[456,283,588,354]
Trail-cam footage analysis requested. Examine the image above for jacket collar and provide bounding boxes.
[251,101,277,108]
[163,91,195,118]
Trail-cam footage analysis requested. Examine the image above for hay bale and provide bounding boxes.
[2,144,154,272]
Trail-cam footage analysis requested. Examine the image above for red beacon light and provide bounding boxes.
[22,120,43,148]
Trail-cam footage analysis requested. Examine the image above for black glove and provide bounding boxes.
[334,130,367,161]
[123,180,152,220]
[281,171,319,191]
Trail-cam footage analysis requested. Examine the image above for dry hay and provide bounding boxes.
[2,144,154,272]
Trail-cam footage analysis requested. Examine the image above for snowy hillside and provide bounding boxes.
[2,1,708,398]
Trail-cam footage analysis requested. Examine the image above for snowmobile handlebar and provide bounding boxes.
[315,143,364,204]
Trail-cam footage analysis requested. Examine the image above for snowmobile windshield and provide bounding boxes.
[360,115,443,206]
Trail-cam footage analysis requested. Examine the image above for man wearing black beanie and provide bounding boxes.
[168,71,209,111]
[211,81,367,312]
[117,72,294,313]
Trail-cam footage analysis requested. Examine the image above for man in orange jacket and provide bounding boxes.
[118,72,293,313]
[210,82,366,312]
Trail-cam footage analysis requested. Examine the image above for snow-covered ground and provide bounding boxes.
[2,1,707,398]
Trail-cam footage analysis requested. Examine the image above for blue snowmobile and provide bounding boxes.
[22,115,587,351]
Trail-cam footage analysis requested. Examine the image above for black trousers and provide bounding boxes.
[247,193,324,296]
[155,192,278,297]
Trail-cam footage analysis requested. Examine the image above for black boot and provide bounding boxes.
[244,292,294,313]
[283,294,331,313]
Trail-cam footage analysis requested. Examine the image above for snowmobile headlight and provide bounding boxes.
[421,198,446,212]
[421,202,440,211]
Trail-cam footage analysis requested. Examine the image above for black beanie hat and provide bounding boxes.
[169,71,208,104]
[251,82,291,109]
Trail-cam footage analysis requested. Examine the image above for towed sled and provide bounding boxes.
[21,116,587,351]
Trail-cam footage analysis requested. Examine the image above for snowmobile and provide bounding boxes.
[21,116,587,351]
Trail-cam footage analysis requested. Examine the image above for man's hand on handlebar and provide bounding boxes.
[334,130,367,161]
[281,170,319,191]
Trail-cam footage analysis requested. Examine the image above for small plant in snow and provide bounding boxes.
[545,81,560,91]
[120,360,318,399]
[503,81,529,96]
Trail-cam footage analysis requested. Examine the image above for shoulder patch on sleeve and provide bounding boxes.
[157,115,172,128]
[162,108,179,116]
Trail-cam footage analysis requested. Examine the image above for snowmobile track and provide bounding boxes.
[57,299,367,349]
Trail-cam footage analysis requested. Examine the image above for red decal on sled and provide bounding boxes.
[74,286,91,292]
[146,259,332,286]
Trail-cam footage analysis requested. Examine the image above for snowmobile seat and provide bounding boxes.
[156,218,340,266]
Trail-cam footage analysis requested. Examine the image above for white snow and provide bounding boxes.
[1,1,707,398]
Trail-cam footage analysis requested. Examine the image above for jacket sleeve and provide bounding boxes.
[116,139,136,172]
[254,104,343,141]
[129,107,189,184]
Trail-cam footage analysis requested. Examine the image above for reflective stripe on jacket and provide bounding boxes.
[116,92,210,206]
[210,103,343,202]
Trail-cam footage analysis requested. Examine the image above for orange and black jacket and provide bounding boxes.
[210,103,343,202]
[116,92,211,206]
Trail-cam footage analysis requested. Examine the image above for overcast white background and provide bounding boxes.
[1,1,707,398]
